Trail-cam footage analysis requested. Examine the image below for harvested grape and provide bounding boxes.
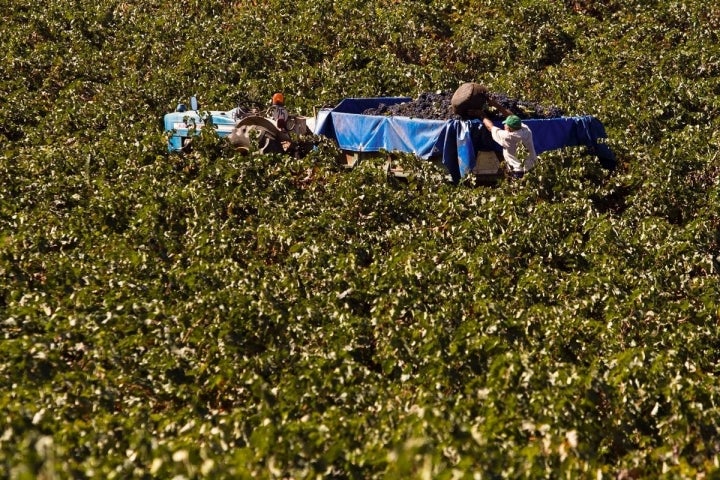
[362,90,564,120]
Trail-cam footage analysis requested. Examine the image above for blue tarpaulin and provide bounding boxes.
[315,97,616,183]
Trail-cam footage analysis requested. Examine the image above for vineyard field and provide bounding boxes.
[1,0,720,478]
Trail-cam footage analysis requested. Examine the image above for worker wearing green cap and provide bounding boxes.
[482,114,537,178]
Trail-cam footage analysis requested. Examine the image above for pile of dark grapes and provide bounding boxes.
[363,91,461,120]
[362,91,564,120]
[489,92,565,120]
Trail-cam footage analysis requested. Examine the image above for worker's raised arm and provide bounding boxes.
[482,117,496,131]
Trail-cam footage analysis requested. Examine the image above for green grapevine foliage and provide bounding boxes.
[1,0,719,478]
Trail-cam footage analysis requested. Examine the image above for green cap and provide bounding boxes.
[503,115,522,129]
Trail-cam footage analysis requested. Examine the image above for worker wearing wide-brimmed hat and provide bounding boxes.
[482,114,537,178]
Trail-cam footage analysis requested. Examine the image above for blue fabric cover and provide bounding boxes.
[325,113,447,158]
[315,98,616,183]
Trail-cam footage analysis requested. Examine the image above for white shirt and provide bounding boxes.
[490,124,537,172]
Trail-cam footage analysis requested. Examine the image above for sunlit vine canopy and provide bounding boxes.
[1,0,719,478]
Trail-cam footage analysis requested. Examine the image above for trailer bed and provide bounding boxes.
[314,97,616,182]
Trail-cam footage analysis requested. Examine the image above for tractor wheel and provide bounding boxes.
[228,116,285,154]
